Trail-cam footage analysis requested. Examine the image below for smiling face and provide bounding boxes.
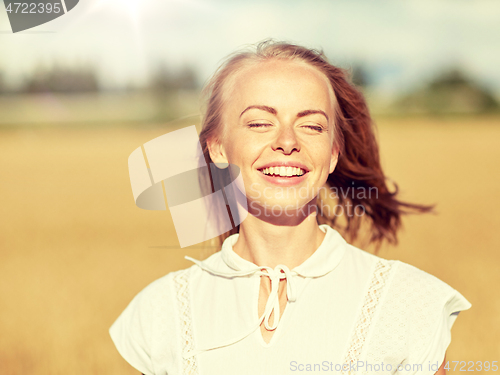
[208,59,339,218]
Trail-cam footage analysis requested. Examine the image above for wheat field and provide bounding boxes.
[0,116,499,374]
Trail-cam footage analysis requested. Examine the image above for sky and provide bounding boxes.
[1,0,499,96]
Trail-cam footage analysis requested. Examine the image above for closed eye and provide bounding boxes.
[304,125,325,132]
[248,123,272,128]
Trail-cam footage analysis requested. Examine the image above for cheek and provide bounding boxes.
[308,140,333,165]
[229,136,264,164]
[224,142,250,168]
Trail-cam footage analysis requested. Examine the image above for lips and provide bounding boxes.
[259,166,306,177]
[257,161,310,177]
[256,162,310,187]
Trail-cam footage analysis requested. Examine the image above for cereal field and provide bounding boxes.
[0,116,499,374]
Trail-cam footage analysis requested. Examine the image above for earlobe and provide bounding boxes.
[207,137,229,167]
[329,148,339,174]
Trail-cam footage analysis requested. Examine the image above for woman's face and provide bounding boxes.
[208,59,338,219]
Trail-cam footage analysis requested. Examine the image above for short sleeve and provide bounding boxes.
[406,289,471,373]
[398,263,472,374]
[109,283,157,375]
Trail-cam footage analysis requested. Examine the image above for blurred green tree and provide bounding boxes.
[0,72,5,94]
[397,68,499,114]
[149,64,199,92]
[21,63,99,93]
[350,64,370,88]
[148,63,200,122]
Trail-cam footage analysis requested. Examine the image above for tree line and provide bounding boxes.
[0,62,497,114]
[0,63,200,94]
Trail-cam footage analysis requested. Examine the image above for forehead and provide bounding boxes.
[225,59,336,113]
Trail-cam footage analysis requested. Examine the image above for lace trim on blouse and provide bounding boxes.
[174,268,199,375]
[174,259,394,374]
[341,259,394,373]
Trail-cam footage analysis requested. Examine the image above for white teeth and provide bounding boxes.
[260,166,306,177]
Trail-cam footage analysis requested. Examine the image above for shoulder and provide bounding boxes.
[364,257,473,323]
[370,259,471,369]
[356,256,472,370]
[121,267,187,307]
[340,241,397,279]
[108,265,199,375]
[120,264,202,317]
[341,242,469,312]
[388,260,470,311]
[340,242,472,332]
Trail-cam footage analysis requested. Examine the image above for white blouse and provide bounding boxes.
[110,224,471,375]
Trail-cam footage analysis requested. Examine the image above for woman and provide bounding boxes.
[110,40,471,375]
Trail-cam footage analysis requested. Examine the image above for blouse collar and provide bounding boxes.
[219,224,346,278]
[182,224,347,359]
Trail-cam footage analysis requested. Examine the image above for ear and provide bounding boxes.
[329,145,339,174]
[207,136,228,167]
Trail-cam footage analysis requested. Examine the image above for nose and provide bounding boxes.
[272,125,300,155]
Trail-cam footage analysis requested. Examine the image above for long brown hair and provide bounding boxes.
[198,39,434,250]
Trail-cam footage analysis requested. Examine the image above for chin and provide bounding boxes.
[247,198,317,220]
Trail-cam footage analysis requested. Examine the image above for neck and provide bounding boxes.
[232,211,326,270]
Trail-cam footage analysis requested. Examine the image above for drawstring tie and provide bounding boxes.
[182,256,298,358]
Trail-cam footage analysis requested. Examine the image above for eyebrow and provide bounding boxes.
[240,105,329,122]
